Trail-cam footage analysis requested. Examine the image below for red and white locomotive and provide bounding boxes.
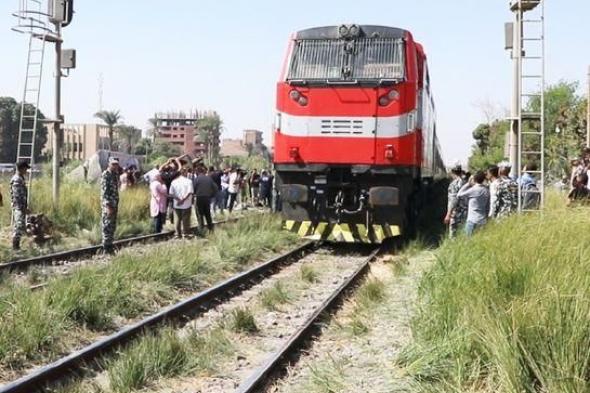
[274,25,445,243]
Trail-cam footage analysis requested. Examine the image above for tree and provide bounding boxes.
[472,123,491,154]
[116,125,142,154]
[0,97,48,163]
[147,140,182,165]
[94,110,121,150]
[134,138,153,156]
[468,120,510,172]
[467,81,589,180]
[196,112,222,163]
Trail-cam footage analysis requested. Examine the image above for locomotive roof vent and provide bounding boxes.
[338,24,361,39]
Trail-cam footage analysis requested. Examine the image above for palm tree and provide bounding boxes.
[196,112,222,164]
[116,125,142,154]
[94,110,122,150]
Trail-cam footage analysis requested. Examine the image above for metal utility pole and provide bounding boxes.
[508,14,522,176]
[52,23,62,204]
[506,0,545,211]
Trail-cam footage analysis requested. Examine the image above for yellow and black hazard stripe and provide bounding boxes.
[283,220,401,244]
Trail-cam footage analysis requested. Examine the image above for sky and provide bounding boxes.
[0,0,589,164]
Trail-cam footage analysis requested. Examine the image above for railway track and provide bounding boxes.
[237,246,381,393]
[0,242,382,393]
[0,217,240,274]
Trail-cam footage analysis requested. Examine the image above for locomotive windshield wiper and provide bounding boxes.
[326,79,359,85]
[287,79,308,86]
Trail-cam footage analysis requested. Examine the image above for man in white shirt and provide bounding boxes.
[487,165,500,218]
[169,167,193,238]
[227,167,240,213]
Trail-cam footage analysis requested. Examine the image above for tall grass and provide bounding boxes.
[0,215,297,372]
[0,177,151,258]
[1,177,150,234]
[401,193,590,392]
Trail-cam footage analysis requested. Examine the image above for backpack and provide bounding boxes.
[522,182,541,210]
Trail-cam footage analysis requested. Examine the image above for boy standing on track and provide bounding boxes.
[10,161,30,251]
[457,171,490,236]
[169,167,194,238]
[101,157,120,254]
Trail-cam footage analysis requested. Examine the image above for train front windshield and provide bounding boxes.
[287,38,405,82]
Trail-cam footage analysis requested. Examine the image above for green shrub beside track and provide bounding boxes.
[402,196,590,392]
[0,215,297,376]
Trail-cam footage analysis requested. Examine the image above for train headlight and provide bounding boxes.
[387,90,400,101]
[290,90,308,106]
[338,25,349,38]
[379,90,399,107]
[289,90,301,101]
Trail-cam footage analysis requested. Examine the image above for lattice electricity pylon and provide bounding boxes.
[510,0,546,212]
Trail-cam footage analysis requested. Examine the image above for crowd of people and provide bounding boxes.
[446,147,590,238]
[8,146,590,252]
[445,161,546,237]
[0,155,276,253]
[100,155,276,254]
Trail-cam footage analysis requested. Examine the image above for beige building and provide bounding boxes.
[220,138,249,157]
[243,129,263,146]
[220,129,266,157]
[45,123,110,161]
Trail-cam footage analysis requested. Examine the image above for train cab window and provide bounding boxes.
[352,38,405,80]
[288,40,345,80]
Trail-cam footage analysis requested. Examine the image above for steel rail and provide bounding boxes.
[0,217,240,273]
[0,241,318,393]
[236,246,382,393]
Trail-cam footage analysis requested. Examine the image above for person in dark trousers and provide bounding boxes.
[100,157,120,254]
[227,167,240,213]
[568,172,590,206]
[208,166,224,214]
[10,161,30,250]
[149,172,168,233]
[159,157,181,224]
[259,170,273,208]
[193,165,219,233]
[249,169,261,206]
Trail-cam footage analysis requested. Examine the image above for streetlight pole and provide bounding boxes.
[52,23,62,205]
